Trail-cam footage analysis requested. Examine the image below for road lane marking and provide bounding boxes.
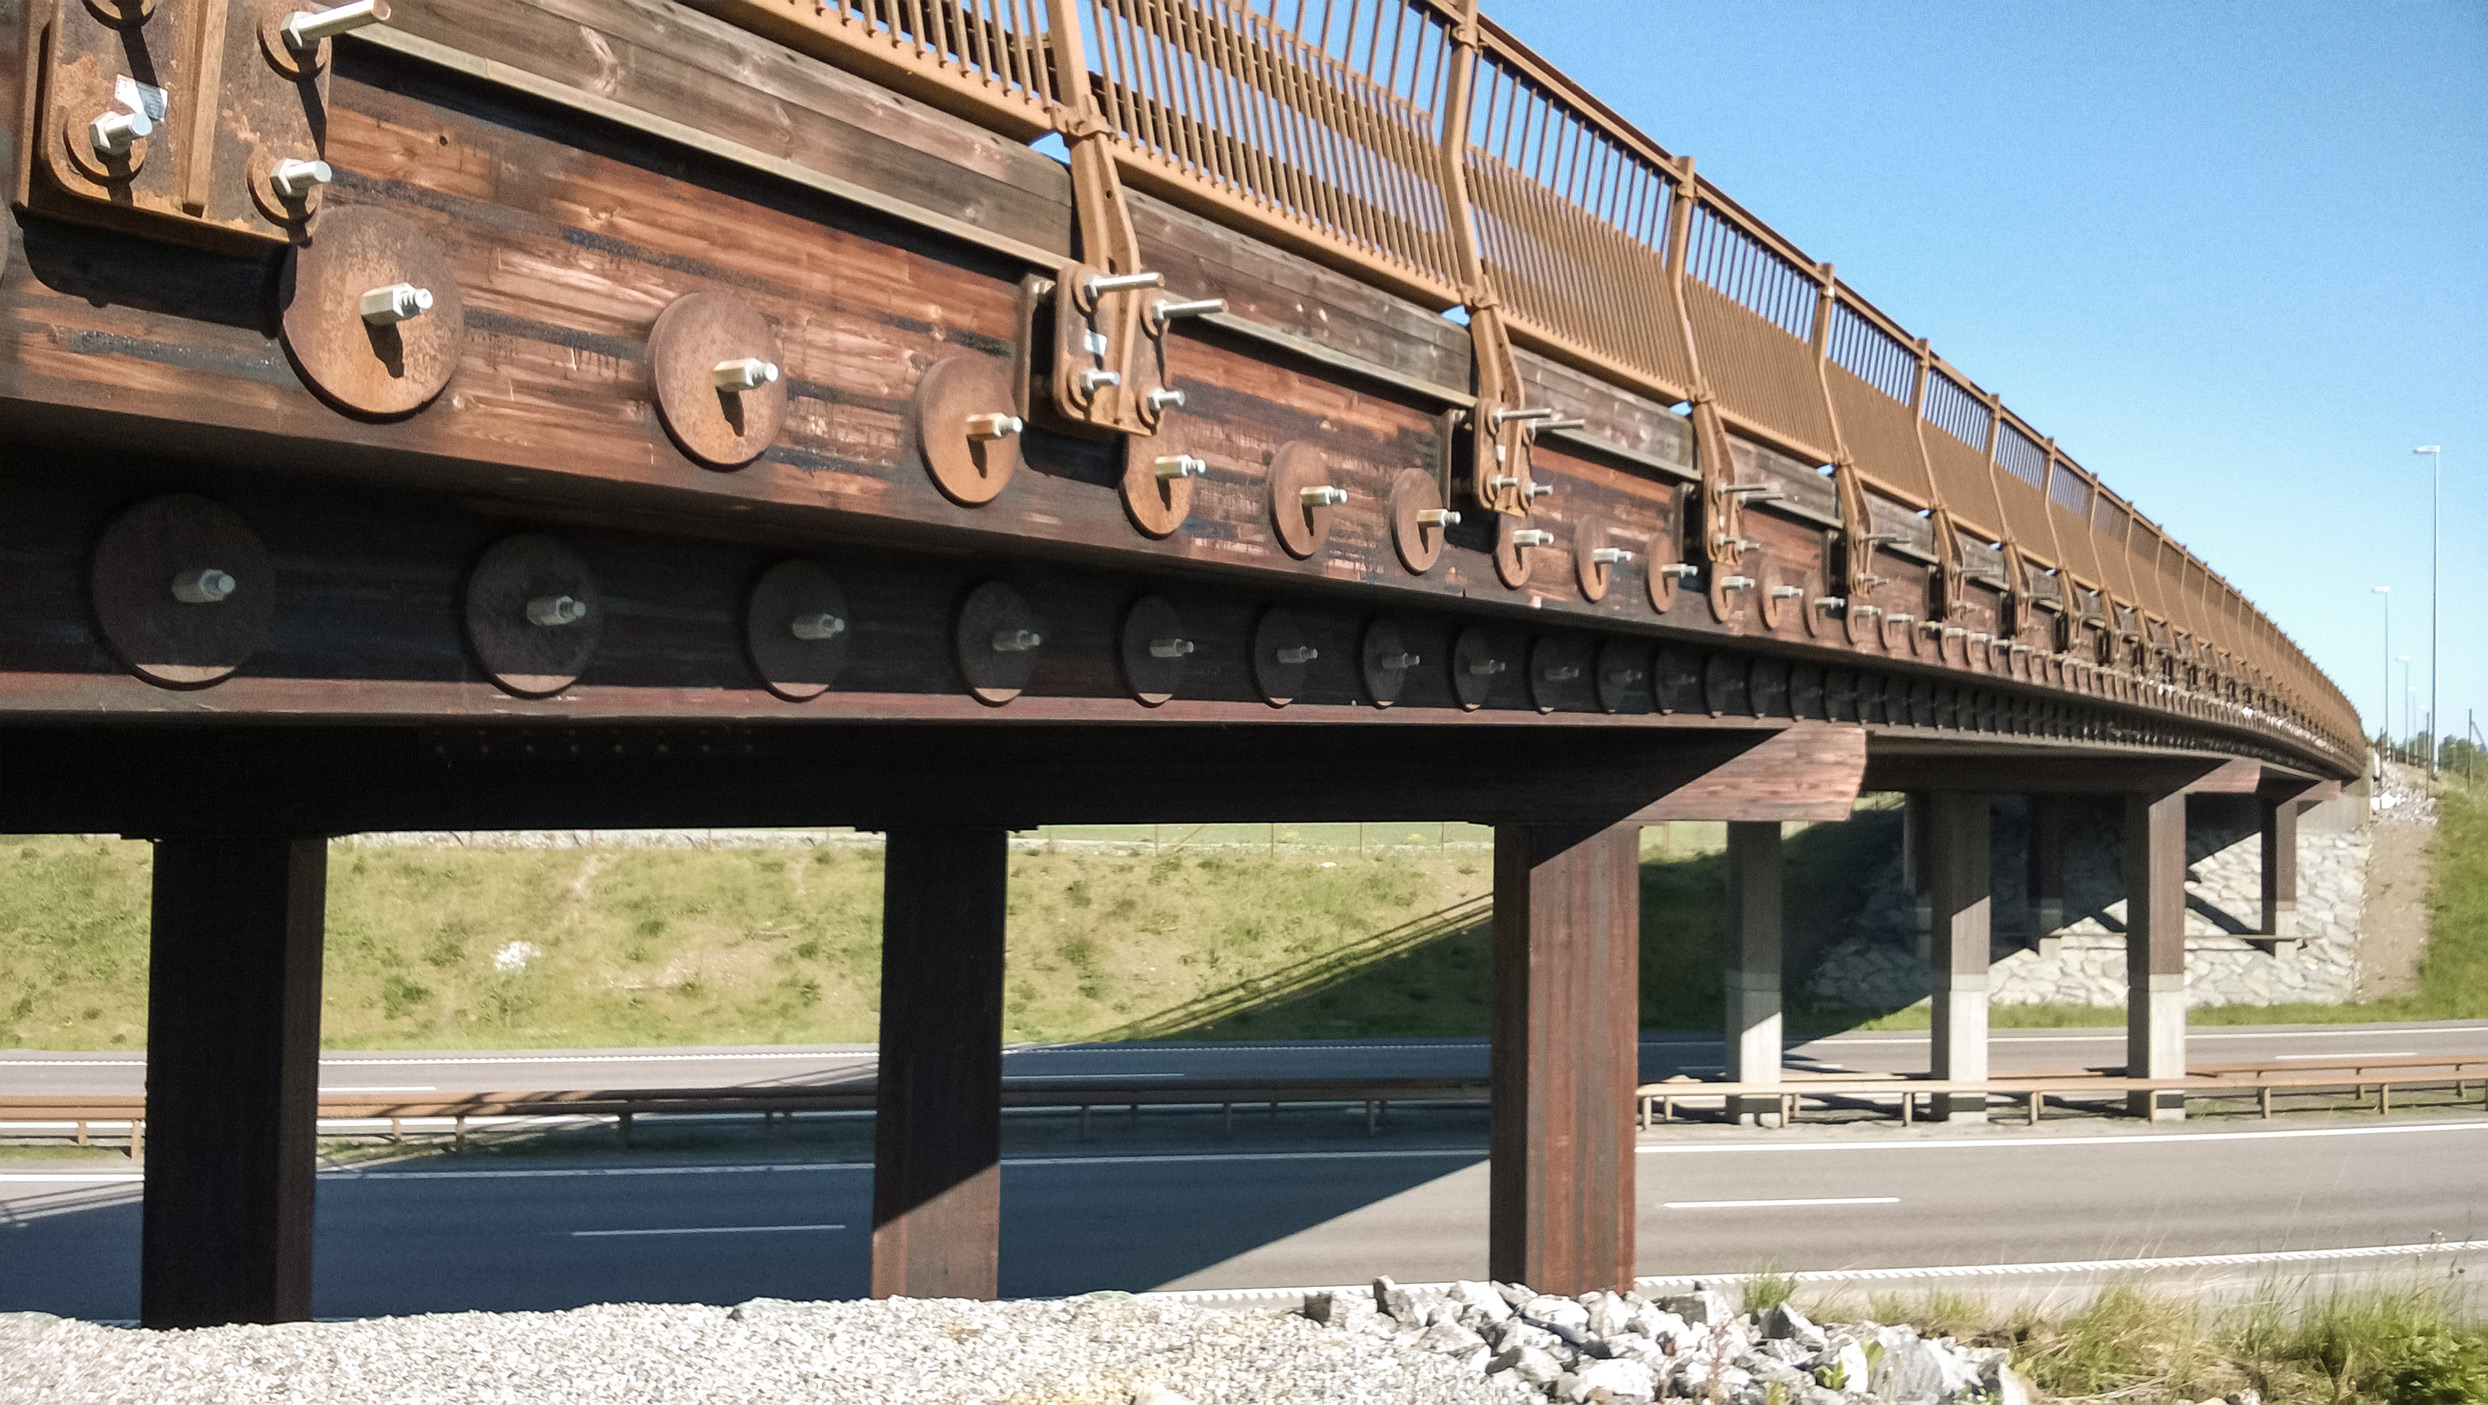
[569,1223,846,1237]
[1663,1196,1899,1210]
[0,1173,143,1184]
[1001,1073,1186,1081]
[1637,1119,2488,1154]
[322,1086,438,1093]
[1647,1240,2485,1285]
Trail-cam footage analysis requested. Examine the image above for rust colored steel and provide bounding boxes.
[89,494,275,689]
[649,291,789,469]
[278,204,464,418]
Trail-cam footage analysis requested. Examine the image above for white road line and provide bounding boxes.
[322,1086,438,1093]
[318,1148,1485,1181]
[1649,1240,2485,1285]
[569,1223,846,1237]
[1148,1241,2488,1308]
[1638,1119,2488,1154]
[2275,1052,2412,1059]
[1002,1073,1186,1081]
[0,1173,143,1184]
[1663,1196,1899,1210]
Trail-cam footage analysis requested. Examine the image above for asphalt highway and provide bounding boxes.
[5,1107,2485,1321]
[7,1019,2483,1096]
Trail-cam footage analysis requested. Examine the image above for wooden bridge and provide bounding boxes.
[0,0,2359,1328]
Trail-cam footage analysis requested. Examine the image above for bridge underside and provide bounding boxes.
[0,0,2356,1332]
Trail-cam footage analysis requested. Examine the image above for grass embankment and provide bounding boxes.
[1831,776,2488,1033]
[0,837,1504,1050]
[1755,1277,2487,1405]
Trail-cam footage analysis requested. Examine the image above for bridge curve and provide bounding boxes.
[0,0,2361,1334]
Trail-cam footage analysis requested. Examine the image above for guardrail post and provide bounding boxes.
[1723,821,1784,1125]
[1489,822,1639,1295]
[1928,791,1992,1122]
[871,827,1007,1301]
[140,834,327,1329]
[2125,790,2189,1120]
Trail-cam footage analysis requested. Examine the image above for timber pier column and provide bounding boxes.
[2124,792,2189,1120]
[1927,793,1991,1122]
[1490,823,1639,1296]
[1902,791,1934,957]
[141,834,328,1329]
[872,827,1008,1299]
[2259,794,2301,941]
[1722,822,1784,1125]
[2027,794,2066,946]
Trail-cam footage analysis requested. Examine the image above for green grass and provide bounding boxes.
[1806,1276,2488,1404]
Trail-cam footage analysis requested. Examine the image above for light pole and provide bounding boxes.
[2399,655,2414,763]
[2415,446,2441,779]
[2372,586,2391,753]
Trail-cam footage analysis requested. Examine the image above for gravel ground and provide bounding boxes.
[0,1297,1524,1405]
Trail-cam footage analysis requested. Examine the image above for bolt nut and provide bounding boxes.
[712,357,781,392]
[169,568,236,605]
[526,594,588,627]
[1299,485,1348,508]
[268,158,333,201]
[789,612,846,641]
[1148,637,1196,660]
[964,412,1024,441]
[1511,529,1555,549]
[89,109,152,158]
[1416,508,1461,528]
[1153,454,1207,480]
[1590,547,1635,565]
[1274,645,1319,665]
[359,282,433,326]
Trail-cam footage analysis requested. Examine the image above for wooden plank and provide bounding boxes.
[1628,721,1865,822]
[872,827,1008,1299]
[141,835,327,1328]
[1490,823,1638,1294]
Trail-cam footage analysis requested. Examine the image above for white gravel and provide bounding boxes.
[0,1296,1525,1405]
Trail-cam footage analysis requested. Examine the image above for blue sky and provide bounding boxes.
[1489,0,2486,749]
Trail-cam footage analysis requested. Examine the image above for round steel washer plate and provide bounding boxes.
[956,580,1038,705]
[1387,468,1447,574]
[280,204,465,418]
[463,534,600,699]
[651,291,788,469]
[1266,441,1335,559]
[90,494,274,689]
[918,357,1022,506]
[1120,595,1186,706]
[745,559,850,702]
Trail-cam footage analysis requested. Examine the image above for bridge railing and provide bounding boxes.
[685,0,2360,766]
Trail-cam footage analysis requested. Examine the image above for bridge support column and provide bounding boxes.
[2027,794,2066,946]
[141,834,328,1329]
[2124,792,2188,1120]
[1927,793,1991,1122]
[872,827,1007,1299]
[1723,821,1783,1125]
[1490,823,1639,1295]
[2259,795,2300,939]
[1902,791,1935,957]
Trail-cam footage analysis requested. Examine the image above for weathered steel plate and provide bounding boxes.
[1250,606,1311,706]
[1451,627,1508,711]
[1119,595,1187,706]
[89,494,273,688]
[1594,637,1648,715]
[279,205,464,417]
[1388,467,1448,574]
[744,559,849,702]
[1266,441,1335,559]
[1527,634,1589,714]
[955,580,1039,705]
[1360,617,1416,708]
[462,534,599,699]
[918,356,1022,506]
[1120,441,1196,539]
[650,291,787,468]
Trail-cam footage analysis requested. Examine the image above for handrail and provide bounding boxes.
[679,0,2360,767]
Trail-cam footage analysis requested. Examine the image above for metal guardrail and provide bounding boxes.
[686,0,2359,766]
[0,1076,1493,1156]
[1637,1055,2488,1128]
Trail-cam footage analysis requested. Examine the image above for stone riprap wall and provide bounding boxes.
[1807,792,2375,1012]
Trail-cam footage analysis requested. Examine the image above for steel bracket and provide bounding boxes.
[15,0,367,250]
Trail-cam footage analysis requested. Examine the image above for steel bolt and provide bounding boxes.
[1591,546,1636,565]
[1274,645,1319,665]
[1524,482,1555,499]
[712,357,780,392]
[1659,563,1702,579]
[285,0,390,50]
[1604,667,1645,685]
[1299,485,1348,508]
[1489,406,1555,427]
[1378,651,1421,671]
[526,594,587,627]
[1077,369,1121,395]
[1815,596,1848,610]
[1148,637,1195,660]
[1541,664,1581,682]
[170,569,236,605]
[89,109,151,158]
[964,412,1024,441]
[1082,270,1165,304]
[1148,297,1226,331]
[1466,659,1507,677]
[268,158,333,201]
[1720,575,1755,592]
[1145,387,1186,413]
[1416,508,1461,528]
[359,282,432,326]
[1770,585,1803,600]
[789,612,846,641]
[1511,529,1555,549]
[1153,454,1207,480]
[990,628,1042,653]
